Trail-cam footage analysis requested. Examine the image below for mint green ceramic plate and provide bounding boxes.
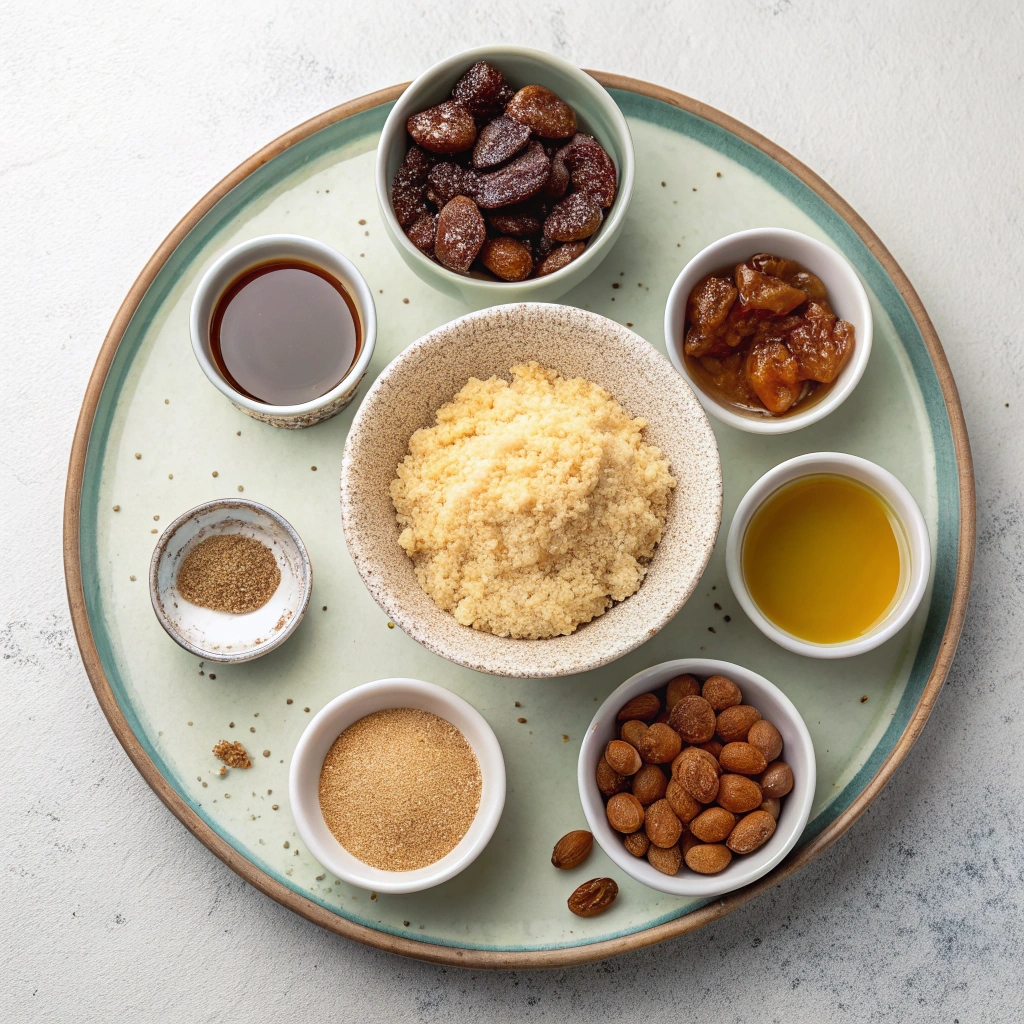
[64,77,974,968]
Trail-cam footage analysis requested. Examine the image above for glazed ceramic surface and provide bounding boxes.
[341,303,721,678]
[70,85,965,961]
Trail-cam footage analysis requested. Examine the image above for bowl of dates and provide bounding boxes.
[375,45,634,305]
[664,228,873,433]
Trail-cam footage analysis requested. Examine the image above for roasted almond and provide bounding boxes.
[700,739,724,760]
[567,877,618,917]
[605,739,642,776]
[644,798,683,848]
[672,746,722,781]
[606,792,645,833]
[760,797,781,820]
[726,809,777,854]
[689,806,737,843]
[631,763,668,805]
[719,741,768,776]
[620,720,649,748]
[667,695,717,743]
[681,753,720,804]
[617,692,661,722]
[747,719,784,762]
[716,773,764,814]
[759,760,794,798]
[684,842,733,875]
[665,673,701,709]
[716,704,762,743]
[702,674,743,711]
[551,829,593,870]
[647,842,682,876]
[623,830,651,857]
[665,778,701,823]
[638,723,682,764]
[595,755,628,796]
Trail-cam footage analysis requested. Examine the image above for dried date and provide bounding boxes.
[505,84,577,138]
[390,145,433,227]
[452,61,513,121]
[407,101,477,155]
[405,212,437,256]
[558,134,617,208]
[472,116,531,169]
[535,241,586,277]
[475,141,551,209]
[543,192,603,242]
[480,236,533,281]
[434,195,486,273]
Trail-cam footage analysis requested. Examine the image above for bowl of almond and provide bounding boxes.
[577,658,815,896]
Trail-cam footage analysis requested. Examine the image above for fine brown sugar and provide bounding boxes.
[318,708,482,871]
[177,533,280,613]
[212,740,252,769]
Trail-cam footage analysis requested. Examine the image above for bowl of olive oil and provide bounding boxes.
[726,453,930,658]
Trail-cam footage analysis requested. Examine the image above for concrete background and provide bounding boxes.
[2,1,1021,1019]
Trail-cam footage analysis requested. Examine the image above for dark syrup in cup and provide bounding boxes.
[210,260,362,406]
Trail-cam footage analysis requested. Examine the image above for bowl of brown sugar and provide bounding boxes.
[289,678,506,893]
[149,498,312,662]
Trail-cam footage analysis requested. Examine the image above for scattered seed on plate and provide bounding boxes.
[135,453,141,459]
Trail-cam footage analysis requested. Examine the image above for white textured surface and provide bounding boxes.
[2,1,1021,1020]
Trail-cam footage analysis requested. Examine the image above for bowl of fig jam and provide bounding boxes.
[664,228,872,434]
[190,235,376,428]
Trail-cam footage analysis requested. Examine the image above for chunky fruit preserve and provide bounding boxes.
[684,253,855,416]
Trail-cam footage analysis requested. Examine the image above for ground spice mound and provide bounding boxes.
[212,740,251,769]
[390,362,676,639]
[318,708,482,871]
[177,533,280,613]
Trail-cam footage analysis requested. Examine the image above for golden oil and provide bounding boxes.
[742,474,906,645]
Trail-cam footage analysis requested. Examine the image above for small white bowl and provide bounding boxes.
[664,228,872,433]
[150,499,312,663]
[726,453,931,658]
[190,234,377,429]
[578,659,815,897]
[375,45,635,306]
[289,678,506,894]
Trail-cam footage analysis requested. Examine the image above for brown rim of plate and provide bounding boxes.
[63,74,976,969]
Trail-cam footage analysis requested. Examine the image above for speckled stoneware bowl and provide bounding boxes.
[150,499,312,663]
[340,303,723,678]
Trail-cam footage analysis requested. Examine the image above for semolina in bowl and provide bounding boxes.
[340,303,722,678]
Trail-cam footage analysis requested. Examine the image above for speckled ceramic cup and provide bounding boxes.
[190,234,377,428]
[340,303,723,678]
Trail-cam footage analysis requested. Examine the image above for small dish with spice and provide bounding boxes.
[289,678,506,894]
[664,227,872,433]
[149,498,312,663]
